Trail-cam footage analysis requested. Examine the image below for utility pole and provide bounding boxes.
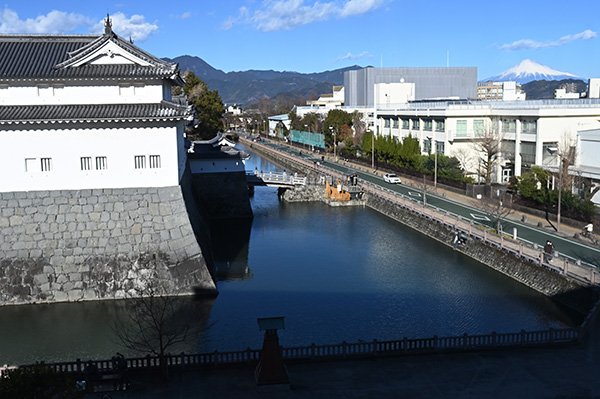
[557,157,563,232]
[434,140,438,188]
[372,126,376,170]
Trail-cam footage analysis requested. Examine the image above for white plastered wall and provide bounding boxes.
[0,124,182,192]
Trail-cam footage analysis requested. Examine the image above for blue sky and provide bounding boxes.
[1,0,599,80]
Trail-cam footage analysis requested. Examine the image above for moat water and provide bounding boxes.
[0,152,576,364]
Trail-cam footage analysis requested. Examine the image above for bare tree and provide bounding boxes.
[351,111,366,147]
[473,123,502,185]
[556,132,576,190]
[113,276,207,378]
[452,147,476,178]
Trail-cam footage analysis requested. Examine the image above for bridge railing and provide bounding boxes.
[246,171,307,186]
[18,327,580,374]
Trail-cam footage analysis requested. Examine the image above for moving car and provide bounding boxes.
[383,173,401,184]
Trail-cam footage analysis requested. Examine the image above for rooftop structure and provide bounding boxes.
[307,85,345,108]
[344,67,478,107]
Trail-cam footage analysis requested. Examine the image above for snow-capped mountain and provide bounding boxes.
[485,59,578,84]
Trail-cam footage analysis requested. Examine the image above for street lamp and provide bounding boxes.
[427,136,437,188]
[329,126,337,161]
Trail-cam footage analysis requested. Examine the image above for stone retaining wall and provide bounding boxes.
[367,194,598,314]
[281,184,324,202]
[0,186,216,305]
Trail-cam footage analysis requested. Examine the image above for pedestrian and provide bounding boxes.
[583,223,593,237]
[543,240,554,263]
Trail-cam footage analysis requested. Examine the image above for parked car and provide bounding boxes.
[383,173,401,184]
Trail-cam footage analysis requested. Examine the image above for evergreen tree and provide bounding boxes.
[181,71,225,140]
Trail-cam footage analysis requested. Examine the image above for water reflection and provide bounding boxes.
[210,218,253,281]
[0,296,215,365]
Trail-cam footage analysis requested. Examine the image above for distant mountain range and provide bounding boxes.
[166,55,361,106]
[484,59,579,84]
[168,55,589,106]
[521,79,588,99]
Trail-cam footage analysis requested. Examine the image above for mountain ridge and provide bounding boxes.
[168,55,589,105]
[166,55,361,105]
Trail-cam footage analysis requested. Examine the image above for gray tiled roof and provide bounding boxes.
[0,33,178,81]
[0,101,191,124]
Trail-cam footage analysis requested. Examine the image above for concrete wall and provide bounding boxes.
[0,185,215,305]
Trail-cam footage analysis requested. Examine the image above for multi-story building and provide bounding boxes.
[375,99,600,184]
[344,67,478,107]
[477,81,526,101]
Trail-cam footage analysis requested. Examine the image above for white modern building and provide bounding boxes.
[307,85,344,107]
[268,114,291,137]
[575,129,600,204]
[375,99,600,184]
[477,81,526,101]
[589,79,600,99]
[0,18,191,193]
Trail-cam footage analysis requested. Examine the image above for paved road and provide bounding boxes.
[256,140,600,268]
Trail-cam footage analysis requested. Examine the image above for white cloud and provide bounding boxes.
[337,51,373,61]
[0,8,93,34]
[0,8,158,41]
[179,11,192,20]
[500,29,597,50]
[340,0,383,17]
[224,0,383,31]
[93,12,158,41]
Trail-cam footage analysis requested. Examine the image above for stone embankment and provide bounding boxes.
[0,185,216,305]
[280,184,324,202]
[367,194,597,314]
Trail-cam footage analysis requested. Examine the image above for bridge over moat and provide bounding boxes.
[246,171,307,188]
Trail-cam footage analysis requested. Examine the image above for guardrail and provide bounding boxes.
[19,327,580,374]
